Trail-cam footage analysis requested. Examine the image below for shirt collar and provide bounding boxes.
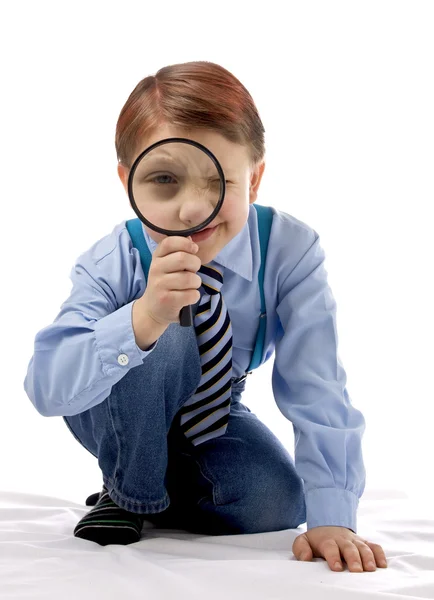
[141,213,253,282]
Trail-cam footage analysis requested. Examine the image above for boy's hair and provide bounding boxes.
[115,61,265,170]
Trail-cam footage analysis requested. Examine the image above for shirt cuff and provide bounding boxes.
[305,488,359,533]
[93,301,159,375]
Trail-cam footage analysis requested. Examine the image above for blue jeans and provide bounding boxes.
[64,321,306,535]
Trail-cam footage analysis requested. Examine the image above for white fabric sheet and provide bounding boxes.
[1,487,433,599]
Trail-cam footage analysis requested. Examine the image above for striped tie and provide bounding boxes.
[179,263,232,446]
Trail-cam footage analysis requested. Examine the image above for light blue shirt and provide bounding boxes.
[23,204,366,532]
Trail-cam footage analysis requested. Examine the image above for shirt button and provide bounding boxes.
[117,354,129,366]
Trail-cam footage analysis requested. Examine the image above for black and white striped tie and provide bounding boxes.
[179,263,232,446]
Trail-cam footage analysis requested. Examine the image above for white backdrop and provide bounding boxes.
[1,0,432,509]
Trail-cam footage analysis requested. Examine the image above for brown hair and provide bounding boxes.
[115,61,265,170]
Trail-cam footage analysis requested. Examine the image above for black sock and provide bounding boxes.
[74,487,145,546]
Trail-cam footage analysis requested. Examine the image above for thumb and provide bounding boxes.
[292,533,313,561]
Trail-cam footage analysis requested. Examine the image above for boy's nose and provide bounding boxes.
[178,198,216,229]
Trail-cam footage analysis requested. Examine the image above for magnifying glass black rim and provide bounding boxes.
[127,137,226,237]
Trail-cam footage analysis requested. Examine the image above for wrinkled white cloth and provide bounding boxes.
[0,486,433,600]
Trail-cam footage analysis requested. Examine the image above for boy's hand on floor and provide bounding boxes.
[292,526,388,572]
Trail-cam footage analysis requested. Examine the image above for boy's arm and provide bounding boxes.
[273,232,366,533]
[23,224,158,418]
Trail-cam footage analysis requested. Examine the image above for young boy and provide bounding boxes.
[23,61,387,573]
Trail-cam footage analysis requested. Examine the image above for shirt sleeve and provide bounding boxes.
[23,224,159,418]
[272,231,366,533]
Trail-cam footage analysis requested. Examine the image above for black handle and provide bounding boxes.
[179,305,193,327]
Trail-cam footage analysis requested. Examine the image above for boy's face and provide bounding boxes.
[118,124,265,265]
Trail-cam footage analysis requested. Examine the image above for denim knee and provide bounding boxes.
[193,460,307,535]
[233,468,306,534]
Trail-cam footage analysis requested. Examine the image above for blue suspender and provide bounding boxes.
[126,203,273,372]
[248,204,272,371]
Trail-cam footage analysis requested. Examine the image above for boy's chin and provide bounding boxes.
[196,247,217,265]
[195,238,222,265]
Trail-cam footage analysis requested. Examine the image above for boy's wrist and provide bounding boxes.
[132,299,168,350]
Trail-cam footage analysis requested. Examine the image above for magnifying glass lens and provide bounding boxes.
[131,142,222,232]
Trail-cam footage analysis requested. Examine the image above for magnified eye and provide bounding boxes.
[152,173,177,184]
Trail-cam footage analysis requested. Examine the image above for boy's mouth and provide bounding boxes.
[191,224,219,243]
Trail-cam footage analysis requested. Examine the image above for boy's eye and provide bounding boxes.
[153,174,176,184]
[152,176,230,184]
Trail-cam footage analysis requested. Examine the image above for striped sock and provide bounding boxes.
[74,487,145,546]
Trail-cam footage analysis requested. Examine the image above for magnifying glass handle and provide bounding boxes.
[179,305,193,327]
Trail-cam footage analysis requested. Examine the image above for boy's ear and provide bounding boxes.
[249,161,266,204]
[117,163,129,194]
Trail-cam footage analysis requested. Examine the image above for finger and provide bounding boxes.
[354,540,377,571]
[155,236,198,259]
[160,251,202,275]
[162,271,202,291]
[155,289,201,316]
[320,539,343,571]
[366,542,388,568]
[292,534,313,561]
[339,540,364,572]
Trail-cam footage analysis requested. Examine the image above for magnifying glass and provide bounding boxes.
[127,137,226,327]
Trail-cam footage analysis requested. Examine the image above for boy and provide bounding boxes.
[24,61,387,572]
